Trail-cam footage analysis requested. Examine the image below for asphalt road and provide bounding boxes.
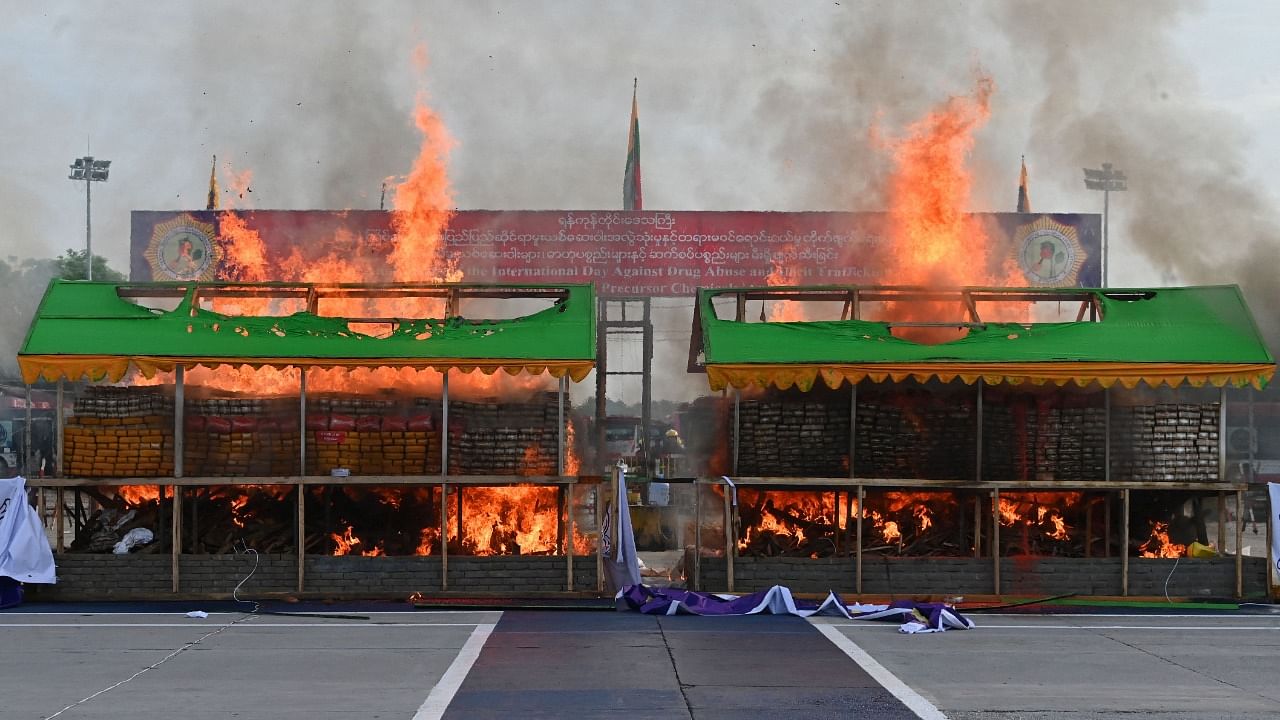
[2,604,1278,719]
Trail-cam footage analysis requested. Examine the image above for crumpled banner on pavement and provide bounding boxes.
[617,584,975,633]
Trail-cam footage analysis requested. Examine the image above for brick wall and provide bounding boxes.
[27,554,599,600]
[699,555,1268,598]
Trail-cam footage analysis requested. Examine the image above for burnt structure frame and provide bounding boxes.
[27,281,596,595]
[694,286,1270,600]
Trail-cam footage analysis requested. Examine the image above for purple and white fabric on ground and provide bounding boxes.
[617,585,975,633]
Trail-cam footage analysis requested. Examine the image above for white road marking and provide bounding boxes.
[825,624,1280,631]
[811,620,948,720]
[413,621,497,720]
[0,622,484,628]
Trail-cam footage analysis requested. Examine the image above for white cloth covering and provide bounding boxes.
[0,477,56,584]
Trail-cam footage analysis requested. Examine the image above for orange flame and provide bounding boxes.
[1139,521,1186,559]
[451,486,561,556]
[118,486,161,504]
[332,525,360,556]
[873,75,1026,341]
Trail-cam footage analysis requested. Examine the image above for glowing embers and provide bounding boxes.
[733,488,1094,558]
[995,492,1082,555]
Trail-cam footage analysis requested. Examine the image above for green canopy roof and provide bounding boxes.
[695,285,1274,390]
[19,280,596,383]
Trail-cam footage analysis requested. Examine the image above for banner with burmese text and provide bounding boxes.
[131,210,1101,297]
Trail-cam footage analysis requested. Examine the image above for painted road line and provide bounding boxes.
[825,624,1280,631]
[413,622,497,720]
[811,620,948,720]
[0,622,487,628]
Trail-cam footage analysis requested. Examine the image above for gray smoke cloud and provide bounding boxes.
[2,1,1277,388]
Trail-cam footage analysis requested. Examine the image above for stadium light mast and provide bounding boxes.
[1083,163,1126,288]
[68,155,111,280]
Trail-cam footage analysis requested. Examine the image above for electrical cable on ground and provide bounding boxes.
[1163,556,1180,604]
[232,539,370,620]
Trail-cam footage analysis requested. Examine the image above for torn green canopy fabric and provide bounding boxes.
[696,285,1274,391]
[18,281,596,383]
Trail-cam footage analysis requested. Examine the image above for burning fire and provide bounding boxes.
[118,486,161,504]
[1138,522,1187,559]
[873,76,1026,340]
[449,486,561,556]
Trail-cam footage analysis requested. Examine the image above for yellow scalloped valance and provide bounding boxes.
[706,362,1275,392]
[19,355,595,385]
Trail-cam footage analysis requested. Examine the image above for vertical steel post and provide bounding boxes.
[441,372,450,475]
[174,366,185,478]
[298,369,307,476]
[441,483,449,590]
[296,481,305,592]
[83,167,95,280]
[723,482,734,592]
[171,484,182,592]
[595,482,604,593]
[992,487,1001,595]
[855,484,864,594]
[566,482,575,591]
[1122,488,1130,596]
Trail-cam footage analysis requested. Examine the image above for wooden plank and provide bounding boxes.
[296,481,305,593]
[992,487,1001,595]
[171,485,182,592]
[1122,488,1130,596]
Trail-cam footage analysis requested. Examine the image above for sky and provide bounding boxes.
[2,1,1279,399]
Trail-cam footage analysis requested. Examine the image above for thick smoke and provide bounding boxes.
[3,1,1277,386]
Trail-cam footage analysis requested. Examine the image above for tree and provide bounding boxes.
[54,249,125,282]
[0,252,126,381]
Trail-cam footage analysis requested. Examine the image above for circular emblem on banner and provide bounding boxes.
[1015,216,1086,286]
[145,214,221,281]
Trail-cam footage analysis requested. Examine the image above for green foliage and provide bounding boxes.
[54,249,125,282]
[0,253,125,381]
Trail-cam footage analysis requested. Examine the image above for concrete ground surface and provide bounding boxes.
[1,603,1278,719]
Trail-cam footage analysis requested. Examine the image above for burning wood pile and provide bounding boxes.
[66,387,175,477]
[1110,403,1220,482]
[69,482,585,557]
[734,488,1089,558]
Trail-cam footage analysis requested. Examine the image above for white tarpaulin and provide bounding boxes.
[1269,483,1280,588]
[0,477,56,584]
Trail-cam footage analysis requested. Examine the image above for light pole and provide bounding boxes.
[1083,163,1126,288]
[68,156,111,280]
